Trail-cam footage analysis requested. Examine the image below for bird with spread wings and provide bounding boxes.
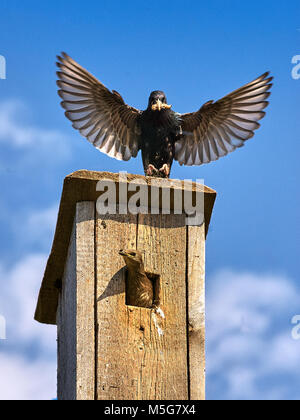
[57,52,273,178]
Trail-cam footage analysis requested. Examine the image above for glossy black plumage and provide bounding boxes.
[57,53,273,178]
[139,91,181,177]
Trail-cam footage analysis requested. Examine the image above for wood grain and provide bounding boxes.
[187,223,206,400]
[57,202,95,400]
[95,212,189,400]
[57,219,77,400]
[95,211,138,400]
[137,214,189,400]
[35,171,216,326]
[56,197,207,400]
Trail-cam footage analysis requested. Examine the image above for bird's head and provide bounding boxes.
[119,249,144,269]
[148,91,172,112]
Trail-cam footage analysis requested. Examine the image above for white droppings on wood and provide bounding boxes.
[155,307,165,319]
[151,312,164,336]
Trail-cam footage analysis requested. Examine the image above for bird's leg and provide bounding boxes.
[146,164,159,177]
[159,164,170,178]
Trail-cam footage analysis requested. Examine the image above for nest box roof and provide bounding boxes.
[34,170,216,325]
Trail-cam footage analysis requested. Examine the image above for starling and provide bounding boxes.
[119,249,154,308]
[57,52,273,178]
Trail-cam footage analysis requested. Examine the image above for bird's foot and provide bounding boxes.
[158,164,170,178]
[146,164,159,177]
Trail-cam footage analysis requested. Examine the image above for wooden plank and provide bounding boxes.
[57,219,77,401]
[57,202,95,400]
[95,211,138,400]
[137,214,189,400]
[56,198,206,400]
[75,202,96,400]
[35,171,216,326]
[187,223,206,400]
[95,212,189,400]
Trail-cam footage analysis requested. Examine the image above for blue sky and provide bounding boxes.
[0,0,299,400]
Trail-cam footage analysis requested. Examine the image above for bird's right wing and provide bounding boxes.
[175,72,273,166]
[57,53,141,161]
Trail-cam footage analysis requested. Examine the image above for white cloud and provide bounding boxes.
[16,204,59,250]
[0,100,70,155]
[207,269,300,400]
[226,368,257,399]
[0,252,57,400]
[26,205,59,230]
[0,353,56,400]
[267,333,300,372]
[0,203,60,347]
[0,253,57,351]
[1,251,300,400]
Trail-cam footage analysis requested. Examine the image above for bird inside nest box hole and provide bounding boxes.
[119,249,161,309]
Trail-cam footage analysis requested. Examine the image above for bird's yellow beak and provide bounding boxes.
[153,99,163,111]
[152,99,172,111]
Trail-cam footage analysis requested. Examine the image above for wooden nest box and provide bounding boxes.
[34,170,216,401]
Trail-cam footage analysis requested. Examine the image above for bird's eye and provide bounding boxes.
[130,252,136,256]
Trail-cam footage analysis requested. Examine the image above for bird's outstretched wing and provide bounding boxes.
[57,53,141,161]
[175,73,273,166]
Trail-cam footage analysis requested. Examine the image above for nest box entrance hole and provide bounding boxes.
[125,270,161,309]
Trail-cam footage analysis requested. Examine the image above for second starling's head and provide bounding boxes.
[119,249,144,270]
[148,91,172,111]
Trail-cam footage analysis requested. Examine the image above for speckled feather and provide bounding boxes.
[56,52,273,178]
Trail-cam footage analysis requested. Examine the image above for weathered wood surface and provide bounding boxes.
[57,202,95,401]
[57,219,77,401]
[56,199,209,400]
[137,214,189,400]
[187,224,206,401]
[95,211,137,400]
[35,170,216,325]
[95,212,189,400]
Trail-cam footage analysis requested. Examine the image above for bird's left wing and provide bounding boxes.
[175,72,273,166]
[57,52,141,161]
